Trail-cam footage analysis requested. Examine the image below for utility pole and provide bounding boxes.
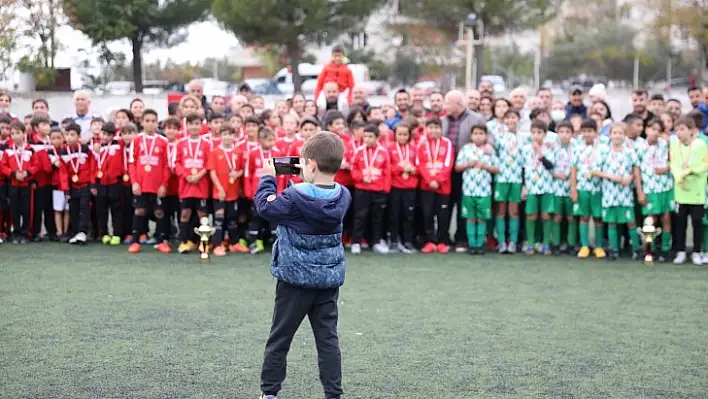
[464,14,484,91]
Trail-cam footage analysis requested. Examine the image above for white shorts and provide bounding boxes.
[53,190,69,212]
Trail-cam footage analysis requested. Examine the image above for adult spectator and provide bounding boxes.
[689,87,708,130]
[72,90,93,142]
[565,86,587,119]
[188,79,209,110]
[666,98,682,117]
[588,83,607,103]
[466,89,481,112]
[211,95,227,114]
[229,95,248,116]
[528,96,544,110]
[352,85,371,114]
[441,90,487,251]
[238,83,253,100]
[426,91,446,118]
[537,88,553,109]
[31,98,59,126]
[627,89,654,131]
[385,89,410,129]
[0,90,14,118]
[319,82,344,120]
[410,87,428,115]
[510,87,530,131]
[479,80,494,98]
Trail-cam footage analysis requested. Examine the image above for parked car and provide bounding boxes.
[241,79,282,95]
[413,81,440,95]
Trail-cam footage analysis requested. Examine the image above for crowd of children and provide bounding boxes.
[0,86,707,265]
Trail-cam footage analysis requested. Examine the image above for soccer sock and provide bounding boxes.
[536,219,543,244]
[568,221,578,246]
[212,212,225,246]
[552,221,561,246]
[509,218,519,243]
[477,220,487,249]
[629,227,641,250]
[543,220,553,246]
[579,223,589,247]
[608,225,619,252]
[661,231,672,252]
[466,221,476,248]
[595,224,605,248]
[131,214,144,243]
[495,217,506,243]
[526,219,536,246]
[178,221,190,243]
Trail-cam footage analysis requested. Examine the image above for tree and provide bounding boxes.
[64,0,211,92]
[22,0,64,69]
[399,0,561,84]
[212,0,386,92]
[0,0,20,80]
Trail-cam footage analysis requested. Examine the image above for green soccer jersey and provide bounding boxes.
[521,143,556,195]
[571,137,607,193]
[595,144,638,207]
[553,144,573,196]
[456,143,499,197]
[493,130,524,184]
[639,138,671,194]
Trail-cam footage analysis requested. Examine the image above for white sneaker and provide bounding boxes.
[497,242,507,254]
[351,243,361,254]
[259,394,278,399]
[373,240,389,254]
[702,252,708,264]
[673,251,687,264]
[0,237,4,244]
[70,232,87,244]
[507,242,517,254]
[691,252,703,265]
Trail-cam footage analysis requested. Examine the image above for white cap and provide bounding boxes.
[588,83,606,100]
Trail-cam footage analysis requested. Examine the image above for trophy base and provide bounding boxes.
[200,252,210,263]
[644,254,654,264]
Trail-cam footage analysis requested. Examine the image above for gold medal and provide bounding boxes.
[229,176,236,184]
[123,174,130,182]
[97,171,104,179]
[191,168,198,175]
[144,165,152,172]
[430,170,438,176]
[402,172,409,180]
[72,174,79,183]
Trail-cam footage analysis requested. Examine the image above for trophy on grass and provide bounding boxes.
[195,217,216,263]
[637,216,661,264]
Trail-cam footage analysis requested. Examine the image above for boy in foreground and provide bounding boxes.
[256,132,351,399]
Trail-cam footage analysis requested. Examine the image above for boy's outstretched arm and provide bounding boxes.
[255,170,298,224]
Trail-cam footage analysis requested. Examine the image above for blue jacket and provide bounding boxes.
[697,102,708,131]
[565,102,587,119]
[255,175,351,289]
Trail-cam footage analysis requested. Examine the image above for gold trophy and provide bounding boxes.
[194,217,216,263]
[637,216,662,264]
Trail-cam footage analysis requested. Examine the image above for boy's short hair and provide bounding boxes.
[300,116,319,128]
[208,111,225,122]
[143,109,158,119]
[367,118,383,126]
[259,126,276,140]
[167,102,180,116]
[91,116,105,124]
[364,124,380,137]
[610,122,628,133]
[579,119,598,131]
[650,93,665,101]
[121,123,138,135]
[647,118,665,131]
[220,122,236,136]
[10,120,25,132]
[623,113,642,124]
[425,117,442,127]
[241,103,255,113]
[530,120,548,132]
[332,45,345,55]
[687,109,703,128]
[244,115,260,126]
[470,124,487,134]
[529,107,548,120]
[61,117,74,125]
[66,122,81,134]
[49,126,63,135]
[0,114,12,124]
[229,114,244,122]
[687,87,702,94]
[30,113,51,128]
[366,106,380,116]
[675,116,696,129]
[116,108,134,121]
[163,116,181,129]
[102,122,117,135]
[504,109,520,119]
[302,132,344,175]
[184,112,201,124]
[557,121,575,132]
[324,111,345,128]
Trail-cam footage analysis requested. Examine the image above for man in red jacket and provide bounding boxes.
[314,46,355,105]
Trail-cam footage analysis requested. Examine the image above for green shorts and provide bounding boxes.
[642,191,674,216]
[494,182,522,203]
[704,205,708,226]
[602,206,635,224]
[461,196,492,220]
[553,195,573,216]
[526,193,555,215]
[573,190,603,218]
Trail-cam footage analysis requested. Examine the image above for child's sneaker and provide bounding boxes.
[259,394,278,399]
[69,232,87,245]
[229,243,250,253]
[507,242,517,254]
[123,235,133,245]
[101,235,112,245]
[177,242,193,254]
[525,246,535,255]
[373,240,389,254]
[543,246,552,255]
[534,242,544,253]
[250,240,264,255]
[437,243,449,253]
[239,238,248,248]
[421,242,437,253]
[110,236,121,246]
[593,247,607,259]
[398,241,416,254]
[497,242,507,254]
[608,251,619,261]
[128,243,141,253]
[691,252,703,265]
[702,252,708,264]
[213,246,227,257]
[361,239,369,249]
[156,242,171,254]
[139,234,148,244]
[673,251,687,264]
[351,243,361,254]
[577,246,591,258]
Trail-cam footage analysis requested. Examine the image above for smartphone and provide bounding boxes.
[273,156,301,176]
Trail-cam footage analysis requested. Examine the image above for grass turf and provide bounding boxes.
[1,244,708,398]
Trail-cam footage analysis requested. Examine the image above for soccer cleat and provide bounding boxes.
[525,247,535,255]
[497,242,508,254]
[256,239,265,252]
[259,394,278,399]
[156,242,171,254]
[250,240,264,255]
[608,251,619,261]
[593,247,607,259]
[421,242,437,253]
[702,252,708,265]
[19,237,28,245]
[577,246,591,258]
[75,232,87,244]
[0,237,4,244]
[373,240,389,254]
[673,251,687,264]
[213,246,227,257]
[437,243,449,253]
[399,242,416,254]
[507,242,517,254]
[139,234,148,244]
[361,239,369,249]
[128,243,141,253]
[110,236,121,246]
[178,242,193,254]
[467,248,479,255]
[351,243,362,254]
[543,246,553,255]
[455,244,468,253]
[102,235,112,245]
[239,238,248,248]
[228,243,250,253]
[691,252,703,265]
[632,251,641,261]
[123,235,133,245]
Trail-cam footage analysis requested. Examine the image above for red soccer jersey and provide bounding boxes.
[0,143,38,187]
[165,141,180,197]
[204,132,223,151]
[175,135,211,199]
[207,145,243,202]
[129,133,170,194]
[59,143,96,191]
[244,146,285,199]
[351,144,391,192]
[94,141,124,186]
[416,136,454,195]
[28,133,53,188]
[119,141,132,186]
[388,142,419,189]
[276,135,300,154]
[335,138,358,187]
[179,119,210,140]
[47,145,63,187]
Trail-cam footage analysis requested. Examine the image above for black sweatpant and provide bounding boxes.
[352,189,387,244]
[675,203,704,252]
[69,186,91,235]
[450,171,467,245]
[95,183,122,238]
[388,187,416,245]
[420,190,451,245]
[261,280,342,399]
[212,200,240,246]
[8,186,32,238]
[32,185,55,239]
[155,195,179,241]
[120,185,133,239]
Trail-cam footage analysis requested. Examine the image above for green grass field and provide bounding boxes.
[2,244,708,399]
